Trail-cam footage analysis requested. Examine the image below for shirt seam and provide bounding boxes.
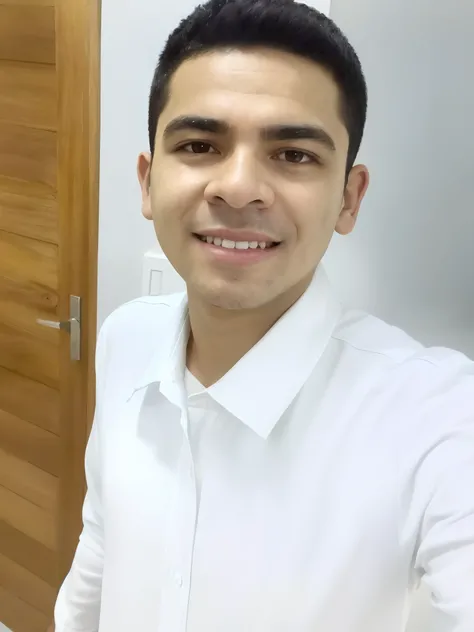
[331,332,450,369]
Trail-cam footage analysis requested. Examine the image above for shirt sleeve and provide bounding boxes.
[54,324,108,632]
[414,418,474,631]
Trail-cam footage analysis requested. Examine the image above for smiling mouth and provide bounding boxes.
[193,234,281,250]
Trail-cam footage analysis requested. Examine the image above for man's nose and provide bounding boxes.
[204,150,275,209]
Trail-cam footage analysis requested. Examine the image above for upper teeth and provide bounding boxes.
[200,236,273,250]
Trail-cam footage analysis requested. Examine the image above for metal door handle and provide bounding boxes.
[36,296,81,361]
[37,319,68,331]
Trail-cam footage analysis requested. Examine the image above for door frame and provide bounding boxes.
[56,0,101,583]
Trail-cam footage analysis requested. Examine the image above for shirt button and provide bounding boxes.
[175,573,183,588]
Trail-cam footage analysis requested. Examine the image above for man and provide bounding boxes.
[52,0,474,630]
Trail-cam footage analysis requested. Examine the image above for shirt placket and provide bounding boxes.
[163,397,197,632]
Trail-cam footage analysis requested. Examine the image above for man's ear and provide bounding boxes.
[335,164,370,235]
[137,152,153,220]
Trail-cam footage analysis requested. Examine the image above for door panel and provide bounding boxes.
[0,176,58,244]
[0,231,57,288]
[0,61,56,131]
[0,276,59,343]
[0,321,59,387]
[0,0,100,628]
[0,409,61,476]
[0,447,58,511]
[0,485,56,550]
[0,584,48,632]
[0,367,60,435]
[0,123,57,187]
[0,6,55,64]
[0,0,54,5]
[0,521,57,586]
[0,552,55,616]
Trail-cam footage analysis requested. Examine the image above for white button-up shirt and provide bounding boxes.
[54,267,474,632]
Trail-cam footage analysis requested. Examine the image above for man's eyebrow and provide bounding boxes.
[163,116,230,138]
[263,124,336,151]
[163,116,336,152]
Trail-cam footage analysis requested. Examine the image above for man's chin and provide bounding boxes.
[208,291,266,311]
[191,279,275,311]
[211,298,263,311]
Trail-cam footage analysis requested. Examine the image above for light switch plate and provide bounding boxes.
[142,250,185,296]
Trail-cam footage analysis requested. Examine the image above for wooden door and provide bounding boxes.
[0,0,100,630]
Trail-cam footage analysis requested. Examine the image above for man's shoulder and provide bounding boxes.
[334,309,473,418]
[95,293,186,373]
[334,309,473,445]
[334,308,473,373]
[101,293,185,339]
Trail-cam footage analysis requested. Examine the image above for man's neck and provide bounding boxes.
[186,277,312,387]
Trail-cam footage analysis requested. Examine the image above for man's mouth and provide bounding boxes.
[193,234,281,250]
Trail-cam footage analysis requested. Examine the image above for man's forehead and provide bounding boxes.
[161,49,345,136]
[169,48,339,105]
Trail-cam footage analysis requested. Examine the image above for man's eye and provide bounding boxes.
[274,150,315,164]
[181,142,217,154]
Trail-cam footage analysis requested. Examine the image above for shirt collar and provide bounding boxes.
[131,294,189,404]
[208,265,341,438]
[131,265,341,438]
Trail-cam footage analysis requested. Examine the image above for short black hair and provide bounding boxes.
[148,0,367,173]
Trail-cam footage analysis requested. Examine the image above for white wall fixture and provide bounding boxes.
[142,251,185,296]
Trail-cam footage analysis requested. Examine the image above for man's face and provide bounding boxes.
[139,48,368,310]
